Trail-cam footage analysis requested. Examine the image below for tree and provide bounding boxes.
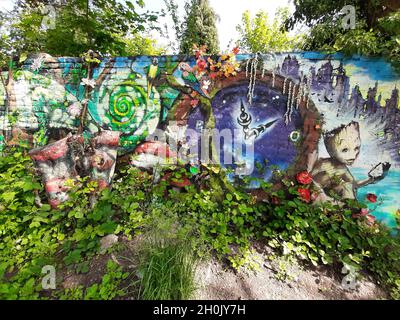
[2,0,160,57]
[0,11,13,69]
[236,8,302,53]
[179,0,219,55]
[123,34,166,56]
[286,0,400,70]
[161,0,182,53]
[285,0,400,30]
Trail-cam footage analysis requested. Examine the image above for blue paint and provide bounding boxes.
[352,167,400,230]
[187,83,302,184]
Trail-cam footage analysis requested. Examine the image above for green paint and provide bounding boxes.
[88,74,161,152]
[0,135,4,152]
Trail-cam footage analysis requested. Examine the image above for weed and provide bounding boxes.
[137,219,199,300]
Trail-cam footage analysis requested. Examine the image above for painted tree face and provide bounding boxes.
[325,122,361,166]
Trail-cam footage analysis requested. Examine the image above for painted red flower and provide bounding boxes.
[366,193,377,203]
[298,188,311,203]
[232,47,240,55]
[196,59,207,72]
[210,72,217,79]
[296,171,313,185]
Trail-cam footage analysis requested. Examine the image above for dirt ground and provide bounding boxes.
[194,244,388,300]
[60,237,388,300]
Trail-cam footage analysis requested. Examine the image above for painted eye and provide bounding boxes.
[355,147,360,151]
[342,148,349,153]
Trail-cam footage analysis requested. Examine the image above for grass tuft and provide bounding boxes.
[137,219,198,300]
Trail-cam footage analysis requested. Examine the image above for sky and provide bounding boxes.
[0,0,296,52]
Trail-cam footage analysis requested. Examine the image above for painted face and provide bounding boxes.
[324,121,361,166]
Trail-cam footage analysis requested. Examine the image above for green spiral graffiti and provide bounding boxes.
[88,76,161,152]
[107,84,146,131]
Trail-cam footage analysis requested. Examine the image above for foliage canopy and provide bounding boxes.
[179,0,220,55]
[236,8,302,53]
[286,0,400,70]
[0,0,161,60]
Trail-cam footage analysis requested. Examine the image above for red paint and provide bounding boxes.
[49,199,61,209]
[296,171,313,185]
[190,99,199,107]
[93,131,120,147]
[232,47,240,55]
[196,59,207,72]
[298,188,311,203]
[162,172,191,188]
[30,137,69,162]
[90,151,115,171]
[134,141,177,159]
[366,193,378,203]
[45,178,69,193]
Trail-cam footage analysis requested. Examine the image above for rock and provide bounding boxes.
[100,234,118,252]
[63,274,84,289]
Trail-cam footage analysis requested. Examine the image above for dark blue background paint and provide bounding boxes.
[188,83,303,182]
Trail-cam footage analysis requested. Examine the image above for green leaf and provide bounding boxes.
[19,53,28,63]
[2,191,16,202]
[99,221,117,235]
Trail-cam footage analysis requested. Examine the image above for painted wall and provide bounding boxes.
[0,52,399,228]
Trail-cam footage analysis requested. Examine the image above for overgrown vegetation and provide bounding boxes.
[0,148,399,300]
[162,0,220,54]
[58,260,130,300]
[137,219,199,300]
[236,8,302,53]
[286,0,400,71]
[0,0,161,60]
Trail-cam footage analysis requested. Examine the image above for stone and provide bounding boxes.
[100,234,118,252]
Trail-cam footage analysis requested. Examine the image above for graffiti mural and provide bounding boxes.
[0,51,399,228]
